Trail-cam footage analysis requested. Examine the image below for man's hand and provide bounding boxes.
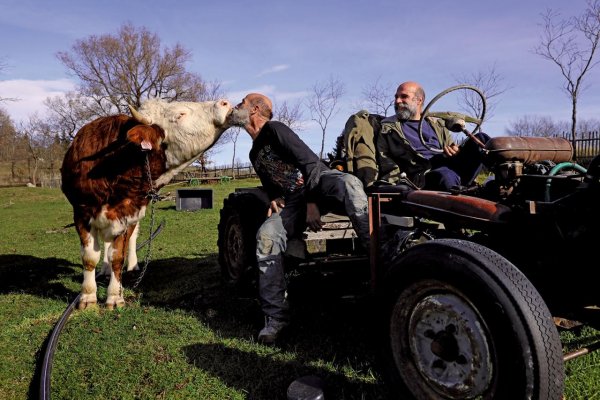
[267,197,285,217]
[306,202,323,231]
[443,143,460,157]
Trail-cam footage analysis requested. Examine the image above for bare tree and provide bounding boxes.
[226,127,242,177]
[453,63,511,121]
[274,100,305,131]
[0,108,16,161]
[357,76,395,116]
[43,91,98,141]
[534,0,600,146]
[307,76,345,159]
[576,117,600,134]
[55,22,219,117]
[0,109,28,182]
[16,114,66,186]
[505,115,569,137]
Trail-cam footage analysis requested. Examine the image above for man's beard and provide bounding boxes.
[228,108,250,127]
[395,102,417,120]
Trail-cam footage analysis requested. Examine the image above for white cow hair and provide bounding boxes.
[135,98,232,186]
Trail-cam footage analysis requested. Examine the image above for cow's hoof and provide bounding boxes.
[77,295,98,310]
[126,264,140,272]
[105,297,126,310]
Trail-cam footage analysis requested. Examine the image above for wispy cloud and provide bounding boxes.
[226,85,278,104]
[256,64,290,77]
[226,85,309,105]
[0,79,75,123]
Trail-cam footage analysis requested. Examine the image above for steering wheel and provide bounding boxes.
[417,84,487,153]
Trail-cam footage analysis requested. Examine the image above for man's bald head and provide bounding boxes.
[397,81,425,103]
[246,93,273,120]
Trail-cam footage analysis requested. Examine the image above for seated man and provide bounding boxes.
[229,93,370,344]
[376,81,489,191]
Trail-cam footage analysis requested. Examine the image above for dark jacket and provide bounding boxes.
[250,120,328,202]
[377,115,453,188]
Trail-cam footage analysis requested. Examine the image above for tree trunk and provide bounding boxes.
[571,95,578,161]
[231,144,237,178]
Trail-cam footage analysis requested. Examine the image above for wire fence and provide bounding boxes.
[2,133,599,188]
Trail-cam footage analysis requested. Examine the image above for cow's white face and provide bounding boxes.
[134,99,233,174]
[138,99,233,141]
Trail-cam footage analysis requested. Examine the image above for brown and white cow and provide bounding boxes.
[61,98,233,309]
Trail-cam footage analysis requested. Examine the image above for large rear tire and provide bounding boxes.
[217,191,268,291]
[380,238,564,400]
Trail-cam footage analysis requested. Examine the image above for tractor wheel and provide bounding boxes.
[217,191,268,291]
[380,238,564,400]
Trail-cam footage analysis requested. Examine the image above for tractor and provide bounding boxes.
[217,85,600,399]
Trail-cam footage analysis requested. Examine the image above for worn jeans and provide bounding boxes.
[256,170,370,321]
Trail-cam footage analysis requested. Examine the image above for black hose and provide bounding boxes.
[39,288,86,400]
[39,219,165,400]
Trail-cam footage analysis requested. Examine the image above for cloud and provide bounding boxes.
[226,85,278,104]
[0,79,75,123]
[256,64,290,77]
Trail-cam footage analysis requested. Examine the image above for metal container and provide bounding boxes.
[176,188,213,211]
[485,137,573,164]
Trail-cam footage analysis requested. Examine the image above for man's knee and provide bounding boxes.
[426,168,461,191]
[257,216,287,256]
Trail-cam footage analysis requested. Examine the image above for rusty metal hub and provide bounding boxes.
[408,294,493,398]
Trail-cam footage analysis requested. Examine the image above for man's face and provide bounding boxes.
[228,97,251,127]
[394,86,420,120]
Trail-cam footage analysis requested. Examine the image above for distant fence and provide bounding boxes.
[563,131,600,167]
[2,134,600,188]
[171,162,257,185]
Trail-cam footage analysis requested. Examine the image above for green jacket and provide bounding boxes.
[340,110,383,188]
[377,115,454,188]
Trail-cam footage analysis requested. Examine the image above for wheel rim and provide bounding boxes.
[392,290,493,399]
[224,219,245,280]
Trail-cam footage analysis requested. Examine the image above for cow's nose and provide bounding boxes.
[219,100,231,108]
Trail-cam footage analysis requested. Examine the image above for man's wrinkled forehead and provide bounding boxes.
[395,85,415,98]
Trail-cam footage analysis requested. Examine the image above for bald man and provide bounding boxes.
[230,93,370,344]
[377,81,489,190]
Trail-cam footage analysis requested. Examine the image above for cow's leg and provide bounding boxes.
[100,241,112,276]
[105,233,128,310]
[126,223,139,272]
[76,221,101,310]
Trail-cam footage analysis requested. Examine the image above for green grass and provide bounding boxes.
[0,181,388,400]
[1,181,600,399]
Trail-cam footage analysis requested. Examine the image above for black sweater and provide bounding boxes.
[250,121,327,202]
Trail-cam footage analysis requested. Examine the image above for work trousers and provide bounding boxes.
[425,132,491,191]
[256,170,370,321]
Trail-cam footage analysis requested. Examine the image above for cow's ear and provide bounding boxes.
[127,125,162,151]
[168,110,187,123]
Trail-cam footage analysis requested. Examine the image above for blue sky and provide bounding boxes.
[0,0,598,165]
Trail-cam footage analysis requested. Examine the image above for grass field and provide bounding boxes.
[0,181,599,399]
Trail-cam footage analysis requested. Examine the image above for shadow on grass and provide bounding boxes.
[182,341,388,400]
[3,250,390,398]
[0,254,79,299]
[129,255,391,399]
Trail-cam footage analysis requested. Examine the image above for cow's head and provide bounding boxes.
[129,99,233,168]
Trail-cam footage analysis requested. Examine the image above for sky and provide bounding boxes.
[0,0,599,166]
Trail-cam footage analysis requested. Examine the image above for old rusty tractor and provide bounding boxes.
[218,85,600,399]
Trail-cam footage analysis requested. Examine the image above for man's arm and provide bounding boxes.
[306,202,323,231]
[375,133,401,184]
[270,121,324,191]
